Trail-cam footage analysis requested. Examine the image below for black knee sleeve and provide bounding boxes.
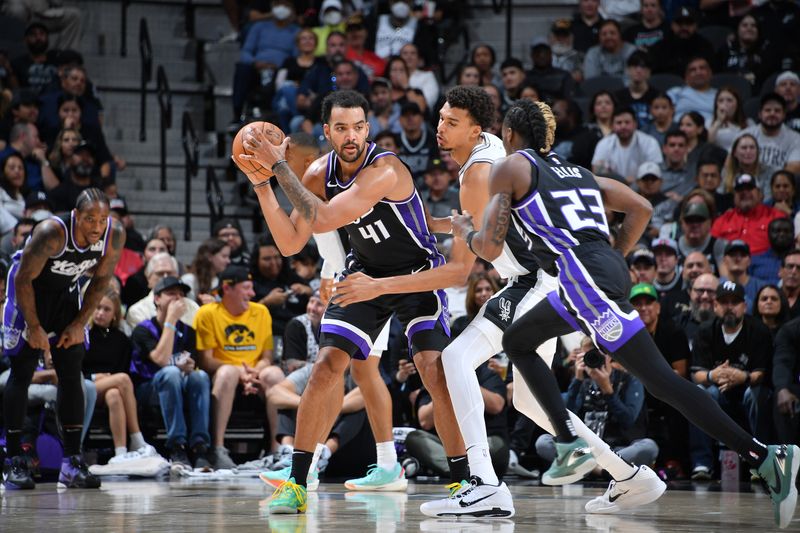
[51,344,85,427]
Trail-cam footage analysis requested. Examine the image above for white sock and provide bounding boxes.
[440,326,500,485]
[115,446,127,457]
[129,432,146,451]
[376,441,397,471]
[309,443,325,473]
[467,444,498,485]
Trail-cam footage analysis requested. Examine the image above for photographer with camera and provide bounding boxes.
[535,336,659,470]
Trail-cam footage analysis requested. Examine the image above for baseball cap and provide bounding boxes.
[425,158,448,173]
[628,248,655,267]
[551,19,572,35]
[73,140,95,156]
[716,280,745,302]
[651,238,678,255]
[154,276,191,296]
[109,197,128,216]
[530,36,550,49]
[320,0,342,13]
[674,7,697,22]
[636,161,661,180]
[734,173,756,190]
[401,101,423,116]
[25,190,53,211]
[219,265,252,286]
[682,202,710,221]
[724,239,750,256]
[629,283,658,302]
[212,218,241,237]
[776,71,799,86]
[345,15,366,32]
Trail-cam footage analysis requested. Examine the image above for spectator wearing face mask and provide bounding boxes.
[312,0,347,57]
[49,140,99,213]
[374,1,418,59]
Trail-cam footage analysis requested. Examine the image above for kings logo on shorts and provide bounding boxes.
[591,309,623,342]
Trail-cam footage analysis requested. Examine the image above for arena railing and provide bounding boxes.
[156,65,173,191]
[138,17,152,143]
[181,111,199,241]
[205,165,225,232]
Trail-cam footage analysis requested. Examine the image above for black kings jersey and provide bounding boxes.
[324,142,444,277]
[510,149,610,273]
[27,211,112,293]
[459,132,541,278]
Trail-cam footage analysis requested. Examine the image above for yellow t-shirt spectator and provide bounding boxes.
[193,301,273,368]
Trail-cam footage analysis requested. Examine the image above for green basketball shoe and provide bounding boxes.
[542,437,596,485]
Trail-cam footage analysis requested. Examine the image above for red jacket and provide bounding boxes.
[710,203,787,255]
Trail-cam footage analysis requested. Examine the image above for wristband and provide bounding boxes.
[465,230,478,254]
[706,369,713,384]
[253,180,270,189]
[744,370,751,386]
[271,159,287,173]
[164,321,177,332]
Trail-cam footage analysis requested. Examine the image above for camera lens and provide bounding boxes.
[583,348,606,369]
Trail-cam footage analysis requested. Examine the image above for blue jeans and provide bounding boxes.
[689,383,760,469]
[136,366,211,449]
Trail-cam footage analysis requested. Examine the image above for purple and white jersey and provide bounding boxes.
[458,132,542,279]
[510,148,610,274]
[324,142,444,277]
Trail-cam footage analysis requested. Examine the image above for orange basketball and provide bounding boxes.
[232,121,286,180]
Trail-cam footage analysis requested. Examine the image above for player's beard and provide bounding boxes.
[336,140,366,163]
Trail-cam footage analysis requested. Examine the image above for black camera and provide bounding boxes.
[583,348,607,370]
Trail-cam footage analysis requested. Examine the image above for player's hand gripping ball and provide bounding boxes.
[232,121,286,183]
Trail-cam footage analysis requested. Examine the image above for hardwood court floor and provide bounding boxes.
[0,478,790,532]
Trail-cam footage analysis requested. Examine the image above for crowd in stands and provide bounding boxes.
[1,0,800,482]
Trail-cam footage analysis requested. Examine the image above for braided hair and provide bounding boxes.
[503,99,556,154]
[76,188,109,211]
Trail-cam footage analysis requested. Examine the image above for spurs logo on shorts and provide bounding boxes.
[498,298,512,322]
[592,309,624,342]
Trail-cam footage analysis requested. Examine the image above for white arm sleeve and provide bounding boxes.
[314,231,347,277]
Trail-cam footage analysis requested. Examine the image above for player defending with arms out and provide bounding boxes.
[2,189,124,490]
[238,90,465,515]
[333,86,665,517]
[453,99,799,528]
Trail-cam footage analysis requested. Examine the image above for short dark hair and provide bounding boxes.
[374,130,399,147]
[782,248,800,267]
[599,19,622,33]
[288,131,319,150]
[771,169,796,188]
[321,90,370,125]
[76,188,109,211]
[761,92,787,111]
[697,158,721,172]
[471,44,496,66]
[444,86,495,130]
[626,51,650,68]
[500,57,524,71]
[664,129,687,144]
[14,218,35,233]
[326,31,346,43]
[612,107,636,121]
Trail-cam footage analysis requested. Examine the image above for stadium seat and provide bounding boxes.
[744,96,761,121]
[711,73,751,100]
[697,25,733,54]
[649,73,684,93]
[580,75,625,98]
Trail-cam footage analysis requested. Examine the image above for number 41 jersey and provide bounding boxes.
[510,149,611,274]
[324,142,445,277]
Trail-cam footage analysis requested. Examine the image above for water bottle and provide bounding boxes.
[720,448,740,491]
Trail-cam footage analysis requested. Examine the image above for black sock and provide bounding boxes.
[5,429,22,457]
[289,449,314,487]
[745,439,769,468]
[447,455,469,484]
[63,427,82,457]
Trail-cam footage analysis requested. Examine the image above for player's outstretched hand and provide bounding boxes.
[333,272,381,307]
[56,322,85,349]
[240,127,290,170]
[451,209,475,241]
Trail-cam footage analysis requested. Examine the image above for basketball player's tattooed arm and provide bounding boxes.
[15,219,66,351]
[247,155,326,256]
[452,155,525,262]
[596,175,652,256]
[58,220,125,348]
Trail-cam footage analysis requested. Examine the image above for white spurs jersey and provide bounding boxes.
[458,132,542,279]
